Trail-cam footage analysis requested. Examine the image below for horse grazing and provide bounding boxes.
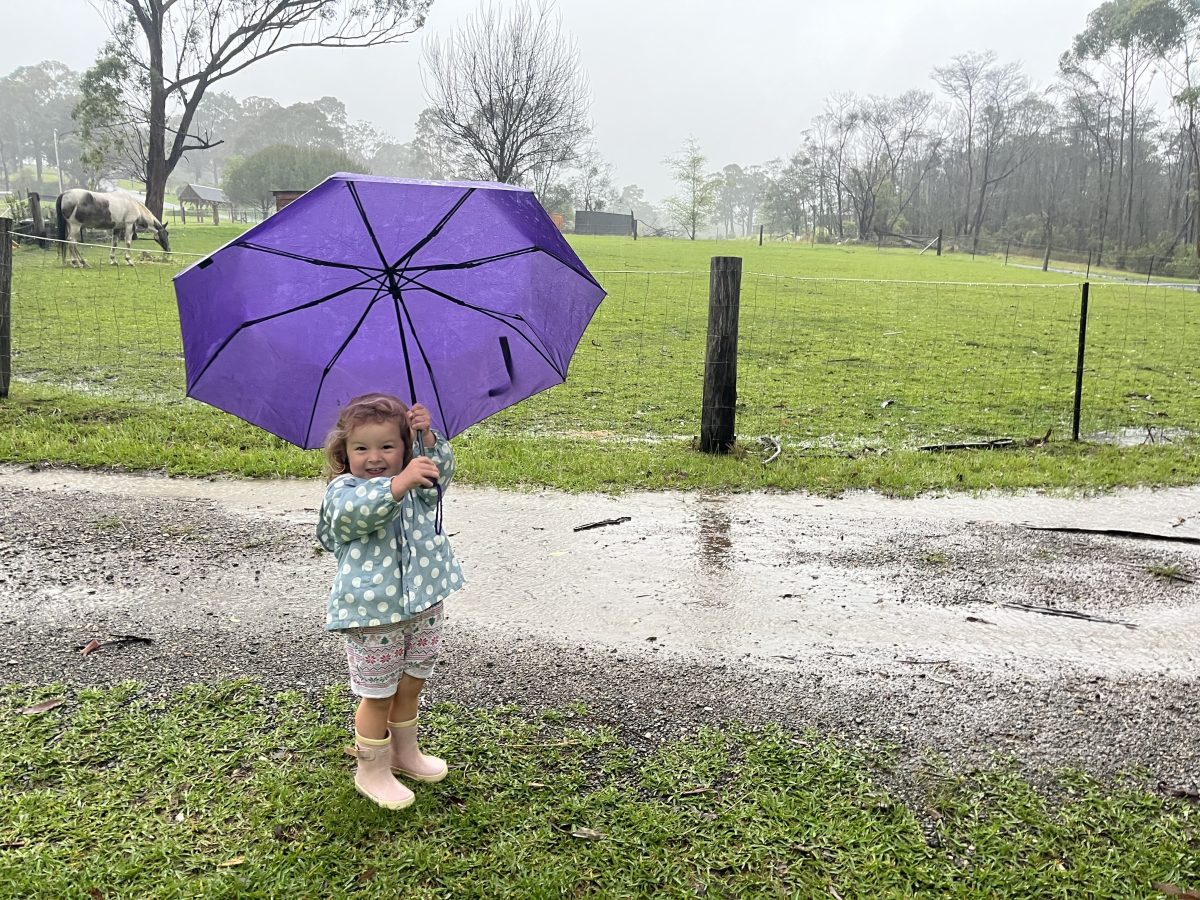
[56,189,170,267]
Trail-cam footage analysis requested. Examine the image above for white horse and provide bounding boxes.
[56,188,170,267]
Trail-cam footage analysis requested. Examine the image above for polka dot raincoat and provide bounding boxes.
[317,438,464,631]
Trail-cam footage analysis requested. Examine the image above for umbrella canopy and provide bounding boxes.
[174,173,606,448]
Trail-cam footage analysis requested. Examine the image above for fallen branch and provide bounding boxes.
[1001,602,1137,629]
[759,436,782,465]
[1021,525,1200,546]
[920,430,1051,453]
[573,517,631,532]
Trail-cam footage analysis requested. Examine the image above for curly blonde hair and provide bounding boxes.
[323,393,413,481]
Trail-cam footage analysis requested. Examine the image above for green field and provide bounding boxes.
[3,225,1198,492]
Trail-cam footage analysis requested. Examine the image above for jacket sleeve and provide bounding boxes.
[319,475,402,544]
[412,436,455,508]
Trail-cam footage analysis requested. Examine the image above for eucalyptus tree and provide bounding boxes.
[76,0,431,217]
[423,1,591,185]
[1061,0,1194,254]
[664,137,720,240]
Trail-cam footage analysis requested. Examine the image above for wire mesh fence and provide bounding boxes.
[5,243,1198,450]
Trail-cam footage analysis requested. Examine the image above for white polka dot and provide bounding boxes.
[390,613,402,623]
[373,546,381,556]
[355,486,367,497]
[434,535,444,546]
[385,585,397,597]
[389,539,398,550]
[450,573,459,583]
[382,556,393,567]
[341,564,350,575]
[358,606,366,616]
[352,577,361,588]
[363,560,374,572]
[416,513,427,525]
[359,505,370,516]
[350,548,361,559]
[441,578,448,589]
[393,568,401,579]
[404,508,413,518]
[377,602,388,612]
[369,618,380,627]
[343,592,354,601]
[367,490,379,500]
[338,609,348,619]
[414,575,424,587]
[364,590,375,601]
[431,567,440,578]
[372,573,383,585]
[376,528,386,539]
[413,529,423,539]
[344,500,355,511]
[419,556,429,566]
[424,541,435,551]
[425,585,433,595]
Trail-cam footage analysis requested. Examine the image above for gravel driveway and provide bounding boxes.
[2,465,1197,800]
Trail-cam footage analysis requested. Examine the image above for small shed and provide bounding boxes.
[272,190,306,213]
[178,184,231,224]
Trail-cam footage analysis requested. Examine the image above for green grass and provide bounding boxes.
[1,682,1195,899]
[5,227,1200,491]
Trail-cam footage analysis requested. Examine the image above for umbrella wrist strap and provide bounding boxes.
[433,482,444,535]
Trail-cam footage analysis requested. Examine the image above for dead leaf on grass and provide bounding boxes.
[570,826,605,840]
[357,868,377,883]
[1154,883,1200,899]
[216,855,245,868]
[18,698,66,715]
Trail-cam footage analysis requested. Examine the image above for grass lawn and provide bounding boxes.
[1,682,1195,899]
[3,224,1199,492]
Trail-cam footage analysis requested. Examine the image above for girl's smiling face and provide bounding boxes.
[345,419,406,480]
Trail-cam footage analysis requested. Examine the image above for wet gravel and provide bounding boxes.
[1,470,1197,805]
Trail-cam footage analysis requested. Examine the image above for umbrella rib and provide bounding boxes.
[187,271,387,392]
[393,292,451,433]
[406,246,539,274]
[346,180,391,271]
[409,278,565,379]
[232,240,382,276]
[303,289,388,448]
[393,188,476,269]
[391,288,417,406]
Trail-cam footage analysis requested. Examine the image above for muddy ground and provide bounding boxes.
[1,465,1197,802]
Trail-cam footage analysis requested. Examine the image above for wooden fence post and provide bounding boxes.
[28,192,46,249]
[1,217,11,399]
[759,224,764,246]
[1072,282,1089,441]
[699,256,742,454]
[936,228,943,256]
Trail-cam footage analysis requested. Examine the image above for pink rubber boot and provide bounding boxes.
[388,717,448,783]
[354,731,415,809]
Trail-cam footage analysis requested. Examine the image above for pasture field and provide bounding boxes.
[2,224,1198,492]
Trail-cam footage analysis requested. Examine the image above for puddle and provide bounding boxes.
[2,466,1198,675]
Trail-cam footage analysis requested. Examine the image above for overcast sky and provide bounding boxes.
[9,0,1104,201]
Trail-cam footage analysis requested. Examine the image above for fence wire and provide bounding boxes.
[5,245,1198,450]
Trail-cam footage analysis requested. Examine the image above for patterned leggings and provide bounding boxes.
[343,603,443,698]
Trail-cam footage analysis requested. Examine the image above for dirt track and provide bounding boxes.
[1,465,1197,797]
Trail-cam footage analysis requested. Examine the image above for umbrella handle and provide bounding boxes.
[414,429,440,486]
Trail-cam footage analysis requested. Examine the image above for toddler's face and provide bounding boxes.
[345,419,406,480]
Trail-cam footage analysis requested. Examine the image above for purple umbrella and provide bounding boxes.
[174,173,606,448]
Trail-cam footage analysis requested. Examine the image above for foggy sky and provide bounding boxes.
[7,0,1105,201]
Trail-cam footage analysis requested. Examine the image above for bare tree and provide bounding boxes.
[664,137,719,240]
[423,1,591,185]
[76,0,431,217]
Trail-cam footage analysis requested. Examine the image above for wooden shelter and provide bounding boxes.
[177,184,231,224]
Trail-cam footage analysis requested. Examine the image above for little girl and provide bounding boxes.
[318,393,464,810]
